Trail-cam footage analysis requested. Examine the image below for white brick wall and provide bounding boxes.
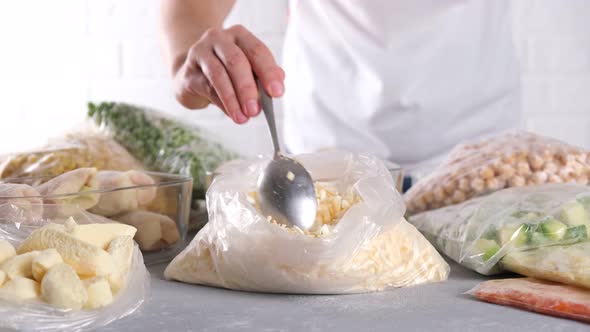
[0,0,588,157]
[512,0,590,146]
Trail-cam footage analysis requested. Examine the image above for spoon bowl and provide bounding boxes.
[256,80,317,230]
[258,154,317,230]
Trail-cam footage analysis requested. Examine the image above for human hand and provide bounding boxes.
[174,25,285,124]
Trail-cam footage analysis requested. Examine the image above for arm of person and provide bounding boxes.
[159,0,285,124]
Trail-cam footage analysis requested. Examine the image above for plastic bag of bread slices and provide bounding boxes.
[0,203,149,332]
[409,183,590,276]
[405,131,590,216]
[165,151,449,294]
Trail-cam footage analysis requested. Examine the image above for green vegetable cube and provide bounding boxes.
[560,201,590,226]
[498,224,532,247]
[564,225,589,241]
[473,239,501,262]
[539,218,567,241]
[530,232,550,246]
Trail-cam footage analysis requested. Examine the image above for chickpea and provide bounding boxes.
[508,175,526,187]
[458,177,471,191]
[443,180,458,195]
[516,161,532,177]
[433,187,446,202]
[451,190,467,204]
[527,154,544,171]
[471,178,486,193]
[423,191,434,204]
[543,161,558,174]
[558,167,574,179]
[548,174,563,183]
[479,166,494,179]
[498,164,516,180]
[485,178,503,191]
[531,171,548,185]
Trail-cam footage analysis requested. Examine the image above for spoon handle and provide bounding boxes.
[257,80,282,157]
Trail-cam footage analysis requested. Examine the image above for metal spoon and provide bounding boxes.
[256,80,317,230]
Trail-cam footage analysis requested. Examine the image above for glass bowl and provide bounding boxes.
[0,171,193,265]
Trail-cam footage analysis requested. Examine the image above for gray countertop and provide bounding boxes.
[97,260,589,332]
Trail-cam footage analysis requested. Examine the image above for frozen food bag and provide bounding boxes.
[468,278,590,324]
[502,242,590,290]
[0,130,144,183]
[87,102,239,201]
[405,131,590,215]
[409,183,590,275]
[165,151,449,294]
[0,204,149,332]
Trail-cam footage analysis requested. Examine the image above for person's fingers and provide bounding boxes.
[192,45,248,124]
[174,62,212,110]
[187,70,224,110]
[213,39,260,117]
[230,25,285,98]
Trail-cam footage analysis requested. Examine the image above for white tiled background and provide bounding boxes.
[0,0,589,157]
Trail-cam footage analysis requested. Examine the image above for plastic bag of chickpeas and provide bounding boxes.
[404,131,590,216]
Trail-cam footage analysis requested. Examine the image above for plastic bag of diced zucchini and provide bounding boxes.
[409,183,590,276]
[0,204,149,332]
[404,131,590,216]
[0,129,145,183]
[87,101,239,201]
[165,151,449,294]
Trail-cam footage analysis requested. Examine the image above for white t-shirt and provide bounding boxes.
[281,0,521,173]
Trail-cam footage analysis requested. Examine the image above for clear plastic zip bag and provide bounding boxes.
[405,131,590,215]
[0,204,149,332]
[165,151,449,294]
[409,183,590,275]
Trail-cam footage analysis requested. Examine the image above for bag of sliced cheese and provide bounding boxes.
[0,204,149,332]
[165,151,449,294]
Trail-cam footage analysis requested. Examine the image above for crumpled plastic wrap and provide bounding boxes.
[0,204,150,332]
[0,130,144,183]
[409,183,590,276]
[405,131,590,215]
[165,151,449,294]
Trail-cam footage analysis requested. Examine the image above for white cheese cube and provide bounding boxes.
[41,263,88,310]
[0,240,16,265]
[32,249,63,282]
[83,277,113,309]
[0,277,40,300]
[0,251,40,279]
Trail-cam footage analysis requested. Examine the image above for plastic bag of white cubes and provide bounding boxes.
[165,151,449,294]
[0,204,149,332]
[405,131,590,216]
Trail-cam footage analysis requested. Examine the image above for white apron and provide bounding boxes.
[281,0,521,174]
